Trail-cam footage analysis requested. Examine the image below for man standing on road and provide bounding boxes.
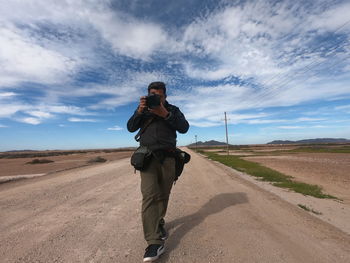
[127,81,189,262]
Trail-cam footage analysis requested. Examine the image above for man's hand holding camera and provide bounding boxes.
[137,95,169,118]
[137,96,147,114]
[149,102,169,118]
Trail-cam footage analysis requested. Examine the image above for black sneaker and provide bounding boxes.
[143,244,165,262]
[159,224,168,241]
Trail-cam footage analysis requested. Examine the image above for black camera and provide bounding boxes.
[146,94,161,109]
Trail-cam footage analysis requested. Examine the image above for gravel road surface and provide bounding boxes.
[1,148,349,262]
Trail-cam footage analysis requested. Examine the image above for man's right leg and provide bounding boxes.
[157,157,176,241]
[140,157,163,245]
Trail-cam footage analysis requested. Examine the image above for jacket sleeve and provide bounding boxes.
[127,110,144,132]
[165,107,189,134]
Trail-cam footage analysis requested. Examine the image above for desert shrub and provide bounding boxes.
[88,156,107,163]
[26,159,54,164]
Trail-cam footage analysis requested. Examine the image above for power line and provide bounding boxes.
[248,52,350,110]
[255,10,350,90]
[244,26,350,109]
[224,112,229,155]
[246,18,350,99]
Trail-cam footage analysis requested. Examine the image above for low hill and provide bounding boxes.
[268,138,350,144]
[187,140,228,147]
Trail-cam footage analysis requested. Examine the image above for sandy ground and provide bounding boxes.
[0,151,132,178]
[243,153,350,203]
[245,147,299,152]
[0,148,349,262]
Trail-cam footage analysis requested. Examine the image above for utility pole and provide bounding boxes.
[195,135,198,151]
[224,112,229,155]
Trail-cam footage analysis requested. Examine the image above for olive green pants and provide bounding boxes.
[140,156,175,245]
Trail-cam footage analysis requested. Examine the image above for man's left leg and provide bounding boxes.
[158,157,176,240]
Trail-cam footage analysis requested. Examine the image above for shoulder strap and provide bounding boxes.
[134,117,155,142]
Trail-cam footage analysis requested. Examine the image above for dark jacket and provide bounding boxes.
[127,101,189,151]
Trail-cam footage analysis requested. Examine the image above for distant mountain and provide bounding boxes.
[4,150,38,152]
[188,140,228,147]
[268,138,350,144]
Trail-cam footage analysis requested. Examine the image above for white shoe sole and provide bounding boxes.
[161,233,168,241]
[143,246,165,262]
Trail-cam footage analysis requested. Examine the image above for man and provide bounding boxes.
[127,81,189,262]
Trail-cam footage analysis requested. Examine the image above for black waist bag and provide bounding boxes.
[174,149,191,182]
[131,146,152,171]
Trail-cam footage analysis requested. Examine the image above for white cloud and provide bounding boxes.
[68,117,98,122]
[183,64,236,81]
[15,110,56,125]
[0,0,170,91]
[26,111,53,119]
[0,100,95,124]
[185,105,284,127]
[0,92,17,97]
[278,125,329,129]
[180,2,289,81]
[89,71,169,109]
[171,84,251,121]
[335,104,350,110]
[0,26,78,86]
[90,12,168,60]
[107,125,123,131]
[0,0,169,64]
[266,77,350,108]
[188,120,221,128]
[295,117,326,122]
[244,119,287,124]
[18,117,41,125]
[43,105,93,116]
[179,0,350,103]
[0,103,30,118]
[0,0,349,130]
[308,2,350,32]
[278,126,304,129]
[162,1,350,127]
[0,124,8,128]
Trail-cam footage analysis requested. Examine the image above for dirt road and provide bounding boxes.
[1,149,349,262]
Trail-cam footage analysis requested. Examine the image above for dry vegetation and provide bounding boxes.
[0,148,134,178]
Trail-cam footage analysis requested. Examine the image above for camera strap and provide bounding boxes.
[134,117,155,142]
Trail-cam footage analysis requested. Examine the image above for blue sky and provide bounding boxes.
[0,0,350,151]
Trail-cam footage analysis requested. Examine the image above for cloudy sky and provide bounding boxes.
[0,0,350,150]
